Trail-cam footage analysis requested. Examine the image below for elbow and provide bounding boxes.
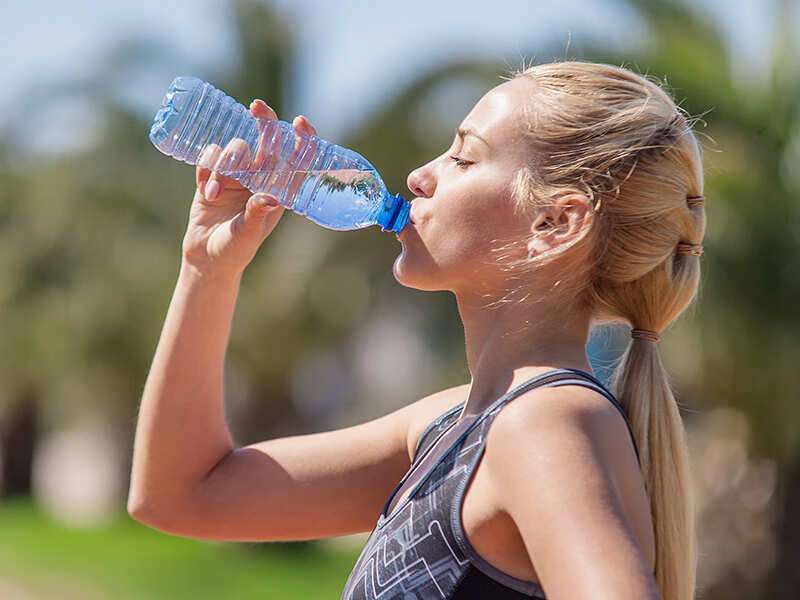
[127,493,158,524]
[126,491,198,538]
[127,492,174,531]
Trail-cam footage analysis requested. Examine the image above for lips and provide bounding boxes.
[396,217,415,241]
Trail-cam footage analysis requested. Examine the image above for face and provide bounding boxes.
[393,77,537,296]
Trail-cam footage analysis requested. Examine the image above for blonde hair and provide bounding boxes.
[504,60,705,600]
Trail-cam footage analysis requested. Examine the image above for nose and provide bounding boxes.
[406,162,435,199]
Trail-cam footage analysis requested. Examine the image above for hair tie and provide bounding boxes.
[686,194,704,208]
[631,328,660,342]
[676,242,704,256]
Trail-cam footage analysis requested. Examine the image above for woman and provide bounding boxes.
[128,60,705,600]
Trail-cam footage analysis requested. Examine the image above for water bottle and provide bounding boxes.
[149,76,411,235]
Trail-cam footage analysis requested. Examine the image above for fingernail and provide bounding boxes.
[205,180,220,200]
[255,194,279,207]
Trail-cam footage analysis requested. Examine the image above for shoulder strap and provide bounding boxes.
[388,370,639,524]
[488,368,641,465]
[543,369,641,465]
[414,369,641,467]
[413,402,464,462]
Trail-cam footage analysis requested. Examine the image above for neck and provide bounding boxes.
[455,288,593,417]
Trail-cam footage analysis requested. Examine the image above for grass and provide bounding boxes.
[0,498,364,599]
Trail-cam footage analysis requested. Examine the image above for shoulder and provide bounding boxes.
[483,384,657,597]
[484,383,638,512]
[487,381,633,454]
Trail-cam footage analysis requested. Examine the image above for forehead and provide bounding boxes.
[460,77,534,144]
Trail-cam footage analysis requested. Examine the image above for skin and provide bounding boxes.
[128,78,659,599]
[396,77,659,598]
[396,76,599,415]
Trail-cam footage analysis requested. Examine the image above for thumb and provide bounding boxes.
[244,192,281,219]
[241,193,283,232]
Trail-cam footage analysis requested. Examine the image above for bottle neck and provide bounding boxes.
[377,192,411,234]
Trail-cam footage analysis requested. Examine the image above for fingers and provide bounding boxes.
[239,192,284,240]
[251,99,279,170]
[285,115,318,200]
[245,192,281,221]
[200,138,252,200]
[216,137,253,176]
[292,115,317,145]
[196,144,222,191]
[197,98,319,204]
[250,98,277,121]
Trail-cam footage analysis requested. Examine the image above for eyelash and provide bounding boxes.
[449,155,473,169]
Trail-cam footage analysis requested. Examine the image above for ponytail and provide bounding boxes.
[508,59,708,599]
[610,335,697,600]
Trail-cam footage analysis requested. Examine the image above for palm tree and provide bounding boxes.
[0,0,298,499]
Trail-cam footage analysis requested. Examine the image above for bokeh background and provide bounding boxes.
[1,0,798,598]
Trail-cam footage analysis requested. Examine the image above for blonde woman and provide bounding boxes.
[129,60,705,600]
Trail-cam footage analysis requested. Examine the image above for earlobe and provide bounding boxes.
[527,234,551,258]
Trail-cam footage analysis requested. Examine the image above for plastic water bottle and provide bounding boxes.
[149,76,410,235]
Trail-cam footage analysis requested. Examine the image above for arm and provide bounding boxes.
[127,100,437,542]
[127,264,242,521]
[485,386,659,600]
[127,259,426,541]
[129,97,304,523]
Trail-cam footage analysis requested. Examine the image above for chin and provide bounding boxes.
[392,247,448,292]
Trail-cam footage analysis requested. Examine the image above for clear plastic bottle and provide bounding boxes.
[149,76,410,234]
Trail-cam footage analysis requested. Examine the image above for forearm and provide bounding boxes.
[128,261,243,514]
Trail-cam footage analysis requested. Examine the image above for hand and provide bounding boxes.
[181,99,318,277]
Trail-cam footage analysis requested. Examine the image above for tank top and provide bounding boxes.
[340,368,641,600]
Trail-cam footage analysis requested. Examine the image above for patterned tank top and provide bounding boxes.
[340,368,641,599]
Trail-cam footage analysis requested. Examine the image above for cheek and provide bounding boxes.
[434,189,511,251]
[398,175,520,284]
[426,210,504,272]
[437,202,529,282]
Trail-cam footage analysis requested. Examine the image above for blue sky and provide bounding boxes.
[1,0,788,156]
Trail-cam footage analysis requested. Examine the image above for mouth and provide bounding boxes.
[396,218,415,241]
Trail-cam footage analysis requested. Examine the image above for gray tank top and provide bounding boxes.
[340,368,641,599]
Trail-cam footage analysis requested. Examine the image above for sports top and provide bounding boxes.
[340,368,641,600]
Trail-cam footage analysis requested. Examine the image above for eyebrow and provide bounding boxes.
[456,126,490,148]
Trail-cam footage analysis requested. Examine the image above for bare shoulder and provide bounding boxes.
[488,383,636,457]
[405,383,470,461]
[483,384,657,592]
[484,383,642,509]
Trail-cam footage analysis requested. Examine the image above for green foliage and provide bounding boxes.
[0,0,795,451]
[602,0,800,459]
[0,0,797,565]
[0,498,359,599]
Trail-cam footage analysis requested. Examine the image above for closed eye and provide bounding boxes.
[449,155,473,169]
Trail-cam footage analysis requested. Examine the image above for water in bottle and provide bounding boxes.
[149,76,410,235]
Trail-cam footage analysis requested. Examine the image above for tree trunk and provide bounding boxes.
[0,388,39,499]
[764,449,800,598]
[764,453,800,600]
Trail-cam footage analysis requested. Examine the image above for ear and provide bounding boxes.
[527,193,593,256]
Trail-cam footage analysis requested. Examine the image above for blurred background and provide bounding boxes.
[0,0,798,598]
